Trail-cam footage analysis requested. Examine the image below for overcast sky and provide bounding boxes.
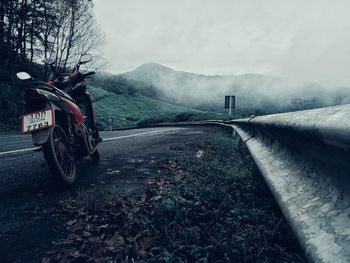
[94,0,350,85]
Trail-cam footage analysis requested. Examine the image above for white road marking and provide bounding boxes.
[0,147,41,156]
[0,128,183,156]
[103,128,183,142]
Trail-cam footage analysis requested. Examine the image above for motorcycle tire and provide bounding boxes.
[90,149,100,165]
[43,124,77,185]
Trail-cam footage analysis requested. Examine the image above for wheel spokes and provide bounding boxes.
[52,127,74,179]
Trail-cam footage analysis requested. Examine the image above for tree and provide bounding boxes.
[0,0,103,72]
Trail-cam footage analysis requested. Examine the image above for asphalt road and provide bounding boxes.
[0,127,187,194]
[0,126,208,262]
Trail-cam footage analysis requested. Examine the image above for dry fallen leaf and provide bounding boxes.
[105,234,125,253]
[97,223,109,229]
[196,150,204,159]
[66,219,78,226]
[83,231,91,237]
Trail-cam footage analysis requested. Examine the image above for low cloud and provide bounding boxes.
[94,0,350,86]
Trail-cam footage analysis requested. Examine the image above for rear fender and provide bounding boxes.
[28,100,74,146]
[32,128,52,146]
[31,104,71,146]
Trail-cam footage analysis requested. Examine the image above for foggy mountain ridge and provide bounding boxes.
[122,63,280,85]
[117,63,350,114]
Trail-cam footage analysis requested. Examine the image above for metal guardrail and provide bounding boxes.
[223,104,350,263]
[136,111,350,262]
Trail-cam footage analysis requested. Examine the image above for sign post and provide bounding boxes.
[225,96,235,115]
[105,116,113,131]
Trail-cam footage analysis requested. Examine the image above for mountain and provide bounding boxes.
[121,63,278,110]
[120,63,350,114]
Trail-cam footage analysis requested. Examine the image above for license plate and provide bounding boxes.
[21,109,54,134]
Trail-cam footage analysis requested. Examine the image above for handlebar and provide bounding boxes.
[83,71,95,77]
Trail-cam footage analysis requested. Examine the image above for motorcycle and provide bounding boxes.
[16,54,101,185]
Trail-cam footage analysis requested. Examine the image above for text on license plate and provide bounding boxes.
[21,109,54,133]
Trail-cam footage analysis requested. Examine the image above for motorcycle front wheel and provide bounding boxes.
[43,124,77,185]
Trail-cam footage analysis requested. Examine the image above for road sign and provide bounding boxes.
[105,116,113,131]
[107,117,113,124]
[225,96,235,115]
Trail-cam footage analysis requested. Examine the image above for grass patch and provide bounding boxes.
[88,85,115,102]
[46,130,305,262]
[91,93,233,130]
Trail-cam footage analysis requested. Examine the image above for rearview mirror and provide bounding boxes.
[16,72,32,80]
[79,54,92,64]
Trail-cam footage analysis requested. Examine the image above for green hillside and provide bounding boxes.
[88,85,231,130]
[0,68,235,134]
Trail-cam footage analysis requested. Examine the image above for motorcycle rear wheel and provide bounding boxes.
[43,124,77,185]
